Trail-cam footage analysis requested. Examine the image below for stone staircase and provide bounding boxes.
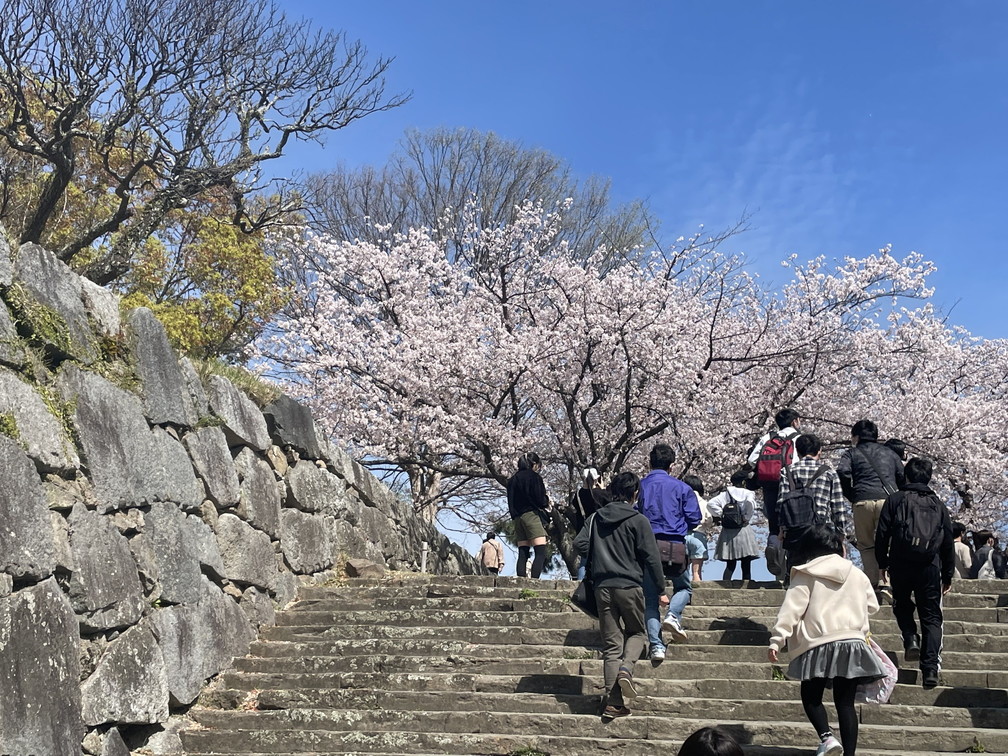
[183,576,1008,755]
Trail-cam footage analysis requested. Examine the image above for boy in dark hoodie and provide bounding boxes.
[574,471,665,722]
[875,457,954,689]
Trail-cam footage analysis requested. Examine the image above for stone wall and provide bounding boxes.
[0,232,479,755]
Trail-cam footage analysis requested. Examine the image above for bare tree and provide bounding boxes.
[299,127,654,274]
[0,0,408,284]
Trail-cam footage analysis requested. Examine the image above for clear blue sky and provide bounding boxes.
[277,1,1008,339]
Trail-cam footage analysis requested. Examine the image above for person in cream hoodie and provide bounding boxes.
[768,523,886,756]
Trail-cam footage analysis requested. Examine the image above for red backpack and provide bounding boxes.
[755,432,795,483]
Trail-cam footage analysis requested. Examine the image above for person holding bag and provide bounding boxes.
[573,471,665,722]
[768,522,887,756]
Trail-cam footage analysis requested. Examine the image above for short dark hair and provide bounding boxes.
[649,443,675,471]
[677,726,744,756]
[517,452,541,471]
[952,522,967,539]
[682,474,704,496]
[609,471,640,502]
[796,521,844,563]
[775,408,801,430]
[850,419,878,442]
[884,438,907,460]
[904,457,933,485]
[485,531,496,541]
[795,434,822,458]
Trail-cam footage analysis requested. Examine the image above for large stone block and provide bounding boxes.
[79,276,121,340]
[0,579,83,756]
[180,357,210,418]
[146,501,226,605]
[80,622,169,726]
[11,242,99,362]
[279,509,334,574]
[234,447,281,538]
[150,580,254,705]
[239,586,275,629]
[262,395,323,458]
[331,518,386,565]
[215,513,277,590]
[149,427,204,512]
[0,302,26,368]
[0,436,56,580]
[0,368,80,473]
[285,460,345,514]
[127,308,198,426]
[183,426,240,508]
[206,374,270,451]
[57,365,159,512]
[67,503,145,631]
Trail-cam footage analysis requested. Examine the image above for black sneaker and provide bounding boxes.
[601,705,631,722]
[904,634,921,663]
[922,668,939,689]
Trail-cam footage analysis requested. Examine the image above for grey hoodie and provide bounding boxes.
[573,499,665,590]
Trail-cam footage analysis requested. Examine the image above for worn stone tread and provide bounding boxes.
[190,579,1008,755]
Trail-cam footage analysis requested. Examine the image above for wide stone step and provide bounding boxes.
[180,711,1008,753]
[228,650,1008,692]
[214,669,1008,710]
[245,638,1008,672]
[198,686,1008,729]
[299,576,1008,599]
[279,601,1007,628]
[261,624,1008,653]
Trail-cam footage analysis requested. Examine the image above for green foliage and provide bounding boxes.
[193,356,281,408]
[0,412,19,441]
[508,749,550,756]
[37,386,77,445]
[518,588,540,600]
[967,736,987,753]
[771,665,786,681]
[5,282,74,355]
[119,197,293,359]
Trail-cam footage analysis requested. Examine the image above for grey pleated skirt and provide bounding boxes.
[715,525,760,560]
[787,638,887,682]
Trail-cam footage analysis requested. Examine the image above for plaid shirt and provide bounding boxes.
[779,457,851,538]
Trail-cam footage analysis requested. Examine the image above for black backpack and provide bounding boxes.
[778,464,830,532]
[892,491,946,562]
[720,493,747,529]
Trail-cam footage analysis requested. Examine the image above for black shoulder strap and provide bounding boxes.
[807,464,830,486]
[855,446,896,496]
[585,513,598,570]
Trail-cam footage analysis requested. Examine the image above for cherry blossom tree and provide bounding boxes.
[259,204,1008,569]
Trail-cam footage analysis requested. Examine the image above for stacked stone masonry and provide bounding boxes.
[0,232,479,755]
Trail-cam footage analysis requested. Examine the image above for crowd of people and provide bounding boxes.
[495,409,1005,756]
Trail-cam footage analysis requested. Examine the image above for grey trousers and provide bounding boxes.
[596,585,647,706]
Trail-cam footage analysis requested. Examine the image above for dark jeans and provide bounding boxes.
[761,481,781,536]
[889,561,944,671]
[596,585,647,707]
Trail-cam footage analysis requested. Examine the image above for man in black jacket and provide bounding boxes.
[875,457,954,690]
[574,471,665,722]
[836,419,905,595]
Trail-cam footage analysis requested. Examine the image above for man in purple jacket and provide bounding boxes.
[637,443,703,660]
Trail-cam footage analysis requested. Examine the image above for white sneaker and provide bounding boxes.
[649,645,665,663]
[816,735,843,756]
[661,613,688,643]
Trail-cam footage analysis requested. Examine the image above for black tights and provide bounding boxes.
[516,545,548,578]
[801,676,859,756]
[723,556,754,581]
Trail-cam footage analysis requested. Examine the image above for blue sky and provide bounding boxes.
[276,1,1008,339]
